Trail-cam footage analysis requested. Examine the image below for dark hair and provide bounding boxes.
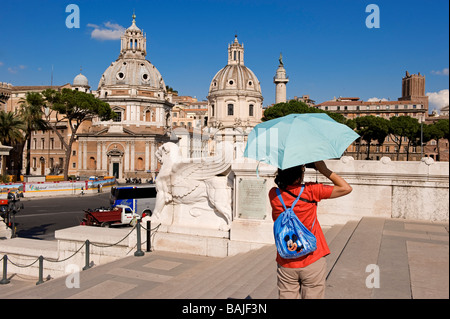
[274,165,305,190]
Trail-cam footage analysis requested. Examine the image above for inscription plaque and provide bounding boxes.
[237,178,267,219]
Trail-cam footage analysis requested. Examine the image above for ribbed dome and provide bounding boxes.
[208,64,261,96]
[98,58,165,90]
[73,73,89,87]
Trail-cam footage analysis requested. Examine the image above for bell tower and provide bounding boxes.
[119,14,147,59]
[399,71,429,113]
[228,35,244,65]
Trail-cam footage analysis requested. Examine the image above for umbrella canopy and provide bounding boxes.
[244,113,360,170]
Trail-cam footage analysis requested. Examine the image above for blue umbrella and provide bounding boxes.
[244,113,360,170]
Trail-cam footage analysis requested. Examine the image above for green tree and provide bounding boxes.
[355,115,389,160]
[0,110,24,175]
[18,92,49,175]
[262,100,347,124]
[42,88,116,180]
[388,116,420,161]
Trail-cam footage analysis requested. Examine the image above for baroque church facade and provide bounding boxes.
[75,15,174,180]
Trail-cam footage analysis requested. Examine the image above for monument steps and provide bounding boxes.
[165,246,263,299]
[144,220,359,299]
[204,245,275,299]
[7,217,444,299]
[181,245,272,299]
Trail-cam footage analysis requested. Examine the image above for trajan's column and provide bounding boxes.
[273,53,289,104]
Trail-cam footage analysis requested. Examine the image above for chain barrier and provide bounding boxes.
[0,219,160,286]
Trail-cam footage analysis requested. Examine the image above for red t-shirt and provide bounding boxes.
[269,182,333,268]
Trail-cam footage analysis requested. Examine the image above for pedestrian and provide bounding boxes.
[269,161,352,299]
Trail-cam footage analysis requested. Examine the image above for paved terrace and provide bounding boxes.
[0,217,448,299]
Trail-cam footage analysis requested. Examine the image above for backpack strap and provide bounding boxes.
[276,185,305,211]
[275,186,316,232]
[283,189,317,205]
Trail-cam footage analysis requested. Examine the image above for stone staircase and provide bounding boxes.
[142,219,362,299]
[1,217,448,299]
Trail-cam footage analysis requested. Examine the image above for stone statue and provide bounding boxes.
[152,142,233,231]
[279,53,283,66]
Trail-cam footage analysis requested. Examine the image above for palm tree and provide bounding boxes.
[0,110,24,175]
[18,92,48,175]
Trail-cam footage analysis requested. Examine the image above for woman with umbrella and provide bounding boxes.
[244,113,359,298]
[269,161,352,299]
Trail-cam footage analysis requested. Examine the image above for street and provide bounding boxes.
[12,192,111,240]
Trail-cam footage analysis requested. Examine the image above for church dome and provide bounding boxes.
[73,73,89,87]
[97,14,166,92]
[98,58,165,90]
[208,36,262,98]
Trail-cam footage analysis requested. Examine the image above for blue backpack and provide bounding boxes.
[273,186,317,259]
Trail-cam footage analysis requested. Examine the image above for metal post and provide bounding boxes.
[134,221,144,257]
[36,256,44,285]
[0,255,10,285]
[83,240,91,270]
[146,220,151,252]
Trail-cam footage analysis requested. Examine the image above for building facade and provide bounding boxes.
[314,71,449,161]
[207,36,263,129]
[75,14,173,180]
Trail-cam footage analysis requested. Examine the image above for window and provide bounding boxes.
[249,104,254,116]
[211,105,215,117]
[113,111,122,122]
[41,138,45,150]
[227,104,234,116]
[385,146,390,153]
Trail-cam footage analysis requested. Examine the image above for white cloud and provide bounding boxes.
[431,68,449,76]
[6,65,26,74]
[426,89,449,111]
[367,97,388,102]
[87,22,125,40]
[0,61,3,67]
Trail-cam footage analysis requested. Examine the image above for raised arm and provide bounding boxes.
[314,161,352,199]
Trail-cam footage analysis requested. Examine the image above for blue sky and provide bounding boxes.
[0,0,448,110]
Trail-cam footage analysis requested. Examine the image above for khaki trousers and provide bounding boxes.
[277,257,327,299]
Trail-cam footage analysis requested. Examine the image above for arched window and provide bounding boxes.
[145,110,151,121]
[227,104,234,116]
[249,104,254,116]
